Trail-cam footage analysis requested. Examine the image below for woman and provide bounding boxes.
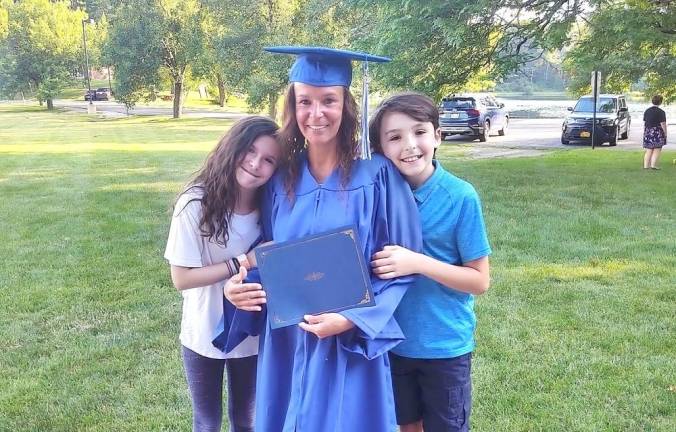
[643,94,668,170]
[164,116,281,432]
[223,47,421,431]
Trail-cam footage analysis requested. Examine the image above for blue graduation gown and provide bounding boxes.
[229,154,421,432]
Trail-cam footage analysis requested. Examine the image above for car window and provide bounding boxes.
[441,98,475,109]
[574,97,617,113]
[599,99,616,113]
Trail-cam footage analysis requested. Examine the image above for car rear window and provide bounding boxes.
[441,98,475,109]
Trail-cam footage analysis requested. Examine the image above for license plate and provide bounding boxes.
[442,112,460,119]
[580,131,590,138]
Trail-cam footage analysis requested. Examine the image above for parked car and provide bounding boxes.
[561,94,630,146]
[438,94,509,142]
[95,87,111,101]
[83,89,96,101]
[83,87,112,101]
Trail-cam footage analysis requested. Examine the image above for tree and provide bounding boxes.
[192,0,256,108]
[563,1,676,101]
[497,48,568,93]
[0,1,9,94]
[340,0,673,101]
[105,0,206,117]
[209,0,302,118]
[82,0,115,20]
[86,14,110,77]
[334,1,587,99]
[0,0,89,109]
[196,0,367,119]
[0,1,8,41]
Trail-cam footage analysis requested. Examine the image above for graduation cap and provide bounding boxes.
[265,46,391,160]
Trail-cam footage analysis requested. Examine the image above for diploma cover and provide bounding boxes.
[255,225,375,329]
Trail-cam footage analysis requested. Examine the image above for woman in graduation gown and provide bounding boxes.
[221,47,421,432]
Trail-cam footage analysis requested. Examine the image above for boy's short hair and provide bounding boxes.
[652,94,663,106]
[369,92,439,153]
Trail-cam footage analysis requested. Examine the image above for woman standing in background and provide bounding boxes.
[643,94,667,170]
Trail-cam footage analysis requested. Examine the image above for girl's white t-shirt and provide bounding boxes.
[164,191,259,359]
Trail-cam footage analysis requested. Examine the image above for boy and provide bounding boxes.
[369,92,492,432]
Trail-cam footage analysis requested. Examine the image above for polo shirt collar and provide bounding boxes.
[412,160,444,204]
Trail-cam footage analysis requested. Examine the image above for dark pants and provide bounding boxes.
[390,352,472,432]
[182,345,257,432]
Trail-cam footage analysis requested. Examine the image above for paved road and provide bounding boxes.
[443,118,676,158]
[54,99,250,119]
[55,100,674,158]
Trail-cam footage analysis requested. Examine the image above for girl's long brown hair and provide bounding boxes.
[277,83,359,197]
[176,116,278,246]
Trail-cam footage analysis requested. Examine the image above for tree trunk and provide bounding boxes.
[173,79,183,119]
[46,98,54,110]
[268,92,279,120]
[217,74,226,107]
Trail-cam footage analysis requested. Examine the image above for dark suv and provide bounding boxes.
[95,87,111,101]
[439,94,509,142]
[561,94,630,146]
[83,87,112,101]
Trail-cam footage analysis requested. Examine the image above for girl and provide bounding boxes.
[164,116,281,432]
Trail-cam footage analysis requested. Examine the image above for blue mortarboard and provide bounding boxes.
[265,46,391,159]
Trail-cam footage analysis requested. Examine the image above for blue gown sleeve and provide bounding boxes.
[212,183,277,353]
[339,162,422,359]
[212,270,266,354]
[211,293,237,352]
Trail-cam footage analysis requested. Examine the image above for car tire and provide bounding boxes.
[498,117,508,136]
[478,121,490,142]
[441,133,448,141]
[609,126,618,146]
[620,122,629,139]
[561,136,570,145]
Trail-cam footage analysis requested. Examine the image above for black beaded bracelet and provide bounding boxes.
[231,257,241,272]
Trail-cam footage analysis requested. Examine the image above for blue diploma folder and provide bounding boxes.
[255,225,375,329]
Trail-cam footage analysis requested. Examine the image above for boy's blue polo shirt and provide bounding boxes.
[392,161,491,359]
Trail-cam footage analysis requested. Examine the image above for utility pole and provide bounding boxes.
[107,66,113,95]
[591,71,601,149]
[82,18,95,114]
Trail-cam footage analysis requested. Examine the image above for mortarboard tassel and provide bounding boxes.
[360,61,371,160]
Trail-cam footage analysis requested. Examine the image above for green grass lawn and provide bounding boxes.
[0,105,674,431]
